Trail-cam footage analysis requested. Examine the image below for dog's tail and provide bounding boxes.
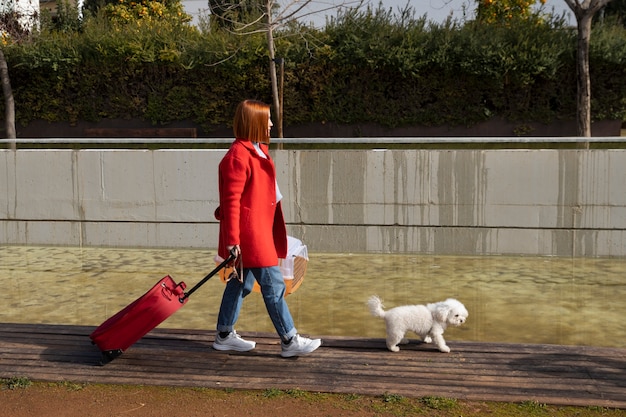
[367,295,386,318]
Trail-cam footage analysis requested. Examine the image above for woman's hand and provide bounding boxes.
[227,245,241,259]
[226,245,242,282]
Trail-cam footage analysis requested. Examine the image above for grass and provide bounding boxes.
[214,387,623,417]
[1,376,32,390]
[1,379,624,417]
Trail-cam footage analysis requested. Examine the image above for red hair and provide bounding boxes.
[233,100,270,144]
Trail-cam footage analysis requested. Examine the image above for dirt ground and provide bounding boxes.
[1,381,625,417]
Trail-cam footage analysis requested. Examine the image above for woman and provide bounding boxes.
[212,99,321,357]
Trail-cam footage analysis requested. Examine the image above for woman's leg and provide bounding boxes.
[254,266,297,341]
[216,269,255,333]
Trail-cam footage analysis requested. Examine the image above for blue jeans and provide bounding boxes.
[217,266,297,342]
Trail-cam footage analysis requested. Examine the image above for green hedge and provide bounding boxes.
[2,8,626,133]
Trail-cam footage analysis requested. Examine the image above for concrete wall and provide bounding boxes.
[2,147,626,256]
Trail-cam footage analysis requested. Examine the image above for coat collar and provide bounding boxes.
[234,138,270,159]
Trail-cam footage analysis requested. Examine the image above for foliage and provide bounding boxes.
[1,376,32,389]
[588,20,626,120]
[476,0,547,24]
[102,0,192,27]
[1,4,626,133]
[601,0,626,26]
[420,396,458,410]
[82,0,118,17]
[6,382,626,417]
[262,387,284,398]
[0,2,36,43]
[40,0,83,34]
[312,4,577,126]
[208,0,268,31]
[382,392,405,403]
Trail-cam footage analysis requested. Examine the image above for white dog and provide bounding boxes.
[367,295,468,353]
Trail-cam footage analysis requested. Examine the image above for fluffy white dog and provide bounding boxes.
[367,295,468,353]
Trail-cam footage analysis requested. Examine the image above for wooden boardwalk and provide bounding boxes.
[0,323,624,409]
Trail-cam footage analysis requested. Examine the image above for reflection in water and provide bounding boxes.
[1,246,624,348]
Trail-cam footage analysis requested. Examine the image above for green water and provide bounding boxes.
[1,246,624,348]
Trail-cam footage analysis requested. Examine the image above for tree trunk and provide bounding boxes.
[265,2,283,139]
[564,0,614,146]
[0,47,17,148]
[576,13,593,143]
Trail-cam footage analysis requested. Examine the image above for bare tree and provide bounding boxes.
[0,48,16,144]
[563,0,613,141]
[1,0,38,145]
[209,0,363,138]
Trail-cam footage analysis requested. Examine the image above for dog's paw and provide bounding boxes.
[438,345,451,353]
[423,336,432,344]
[388,345,400,352]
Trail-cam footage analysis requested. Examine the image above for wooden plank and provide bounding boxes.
[2,330,621,389]
[0,323,624,409]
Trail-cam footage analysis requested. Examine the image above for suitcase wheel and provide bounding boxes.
[100,349,123,366]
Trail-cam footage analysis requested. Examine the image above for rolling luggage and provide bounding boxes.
[90,251,235,365]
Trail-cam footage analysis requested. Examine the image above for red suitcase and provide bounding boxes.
[90,251,235,365]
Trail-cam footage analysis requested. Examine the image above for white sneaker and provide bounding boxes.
[280,334,322,358]
[213,331,256,352]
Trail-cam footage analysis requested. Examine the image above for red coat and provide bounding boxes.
[215,139,287,268]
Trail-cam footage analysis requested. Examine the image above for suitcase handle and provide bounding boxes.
[179,248,237,302]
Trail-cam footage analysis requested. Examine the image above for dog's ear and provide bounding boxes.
[432,301,452,322]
